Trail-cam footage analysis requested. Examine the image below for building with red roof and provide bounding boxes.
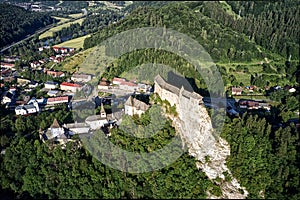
[60,82,82,92]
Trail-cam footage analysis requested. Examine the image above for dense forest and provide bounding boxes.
[0,3,55,48]
[84,1,299,61]
[0,104,222,199]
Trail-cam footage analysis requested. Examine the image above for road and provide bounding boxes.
[1,8,88,53]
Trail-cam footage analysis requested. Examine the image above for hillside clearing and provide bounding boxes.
[39,18,85,40]
[56,34,91,49]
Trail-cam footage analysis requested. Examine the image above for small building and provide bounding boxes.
[0,62,15,69]
[119,81,139,92]
[232,87,243,95]
[47,90,60,97]
[98,80,110,90]
[60,82,82,93]
[46,70,65,78]
[1,91,14,104]
[15,101,39,115]
[112,77,126,85]
[30,61,40,68]
[44,81,59,89]
[28,82,39,88]
[85,103,108,129]
[41,119,69,145]
[71,73,92,82]
[47,96,69,105]
[17,78,31,85]
[124,96,150,116]
[247,101,259,109]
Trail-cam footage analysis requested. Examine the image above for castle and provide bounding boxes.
[154,74,203,108]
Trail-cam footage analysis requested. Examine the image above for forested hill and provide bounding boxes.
[84,1,299,62]
[211,1,299,60]
[0,3,55,48]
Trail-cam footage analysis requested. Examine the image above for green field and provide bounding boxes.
[69,13,83,19]
[52,16,70,25]
[39,18,85,40]
[56,34,91,49]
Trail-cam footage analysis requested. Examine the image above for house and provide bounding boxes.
[47,96,69,105]
[17,78,31,85]
[44,81,59,89]
[124,96,150,116]
[52,46,75,54]
[60,82,82,93]
[232,87,243,95]
[28,82,39,88]
[0,62,15,69]
[85,103,108,129]
[247,101,259,109]
[46,70,65,77]
[119,81,139,92]
[258,102,271,110]
[30,61,40,68]
[15,101,39,115]
[47,90,60,97]
[71,73,92,82]
[3,76,15,83]
[98,80,110,90]
[0,69,12,77]
[112,77,126,85]
[41,119,69,144]
[3,56,19,63]
[1,91,14,104]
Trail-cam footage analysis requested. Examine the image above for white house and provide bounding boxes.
[85,104,108,129]
[15,101,39,115]
[124,96,150,116]
[60,82,82,93]
[44,81,59,89]
[1,91,14,104]
[71,73,92,82]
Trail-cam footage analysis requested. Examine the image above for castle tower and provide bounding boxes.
[100,103,106,118]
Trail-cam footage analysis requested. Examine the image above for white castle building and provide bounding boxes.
[154,74,203,108]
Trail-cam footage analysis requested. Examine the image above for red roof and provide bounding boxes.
[99,81,109,86]
[113,77,125,82]
[47,96,68,102]
[61,82,81,88]
[47,70,64,76]
[120,81,137,87]
[1,62,15,67]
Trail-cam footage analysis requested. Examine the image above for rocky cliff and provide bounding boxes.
[170,96,249,199]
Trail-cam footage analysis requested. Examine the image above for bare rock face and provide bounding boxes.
[154,74,248,198]
[172,97,248,199]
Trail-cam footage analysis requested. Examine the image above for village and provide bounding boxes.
[1,44,297,147]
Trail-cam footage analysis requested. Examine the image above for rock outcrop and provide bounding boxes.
[154,74,248,199]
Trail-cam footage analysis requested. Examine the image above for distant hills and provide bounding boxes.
[84,1,299,62]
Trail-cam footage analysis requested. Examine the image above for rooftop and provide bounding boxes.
[125,96,149,111]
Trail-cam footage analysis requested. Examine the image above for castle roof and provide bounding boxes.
[154,74,202,100]
[125,96,149,111]
[154,75,180,95]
